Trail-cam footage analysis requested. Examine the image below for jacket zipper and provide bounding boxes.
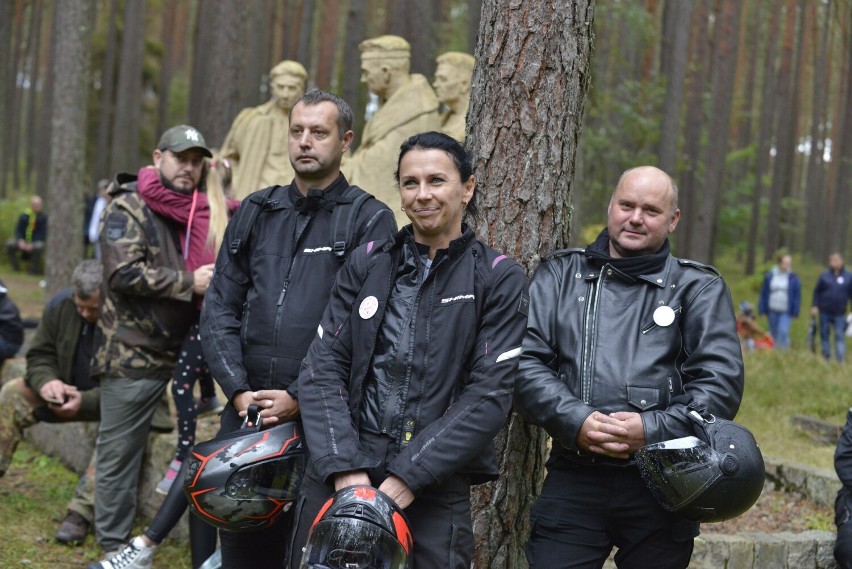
[380,253,445,437]
[580,268,603,404]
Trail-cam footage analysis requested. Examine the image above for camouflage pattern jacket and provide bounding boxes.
[92,173,196,380]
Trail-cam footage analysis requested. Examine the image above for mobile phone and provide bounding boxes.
[44,395,66,405]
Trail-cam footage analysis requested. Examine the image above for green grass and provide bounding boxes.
[713,251,850,472]
[0,443,192,569]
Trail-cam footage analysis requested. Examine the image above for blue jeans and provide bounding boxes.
[768,311,792,350]
[820,313,847,362]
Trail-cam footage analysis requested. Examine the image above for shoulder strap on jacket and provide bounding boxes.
[543,248,585,262]
[330,185,372,262]
[228,186,278,255]
[677,258,722,277]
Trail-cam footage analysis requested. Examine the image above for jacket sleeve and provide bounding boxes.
[24,298,66,395]
[297,247,383,482]
[790,274,801,317]
[514,260,596,449]
[386,260,529,494]
[813,274,824,308]
[641,276,745,444]
[14,214,27,241]
[100,202,194,300]
[836,409,852,490]
[199,206,253,401]
[758,273,770,315]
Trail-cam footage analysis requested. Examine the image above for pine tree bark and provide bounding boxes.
[689,0,741,262]
[829,11,852,253]
[315,0,340,90]
[677,0,709,258]
[764,0,798,260]
[465,0,594,566]
[197,0,246,148]
[657,0,692,174]
[109,0,145,173]
[46,0,95,298]
[804,0,831,259]
[93,0,118,182]
[745,1,781,275]
[342,0,367,145]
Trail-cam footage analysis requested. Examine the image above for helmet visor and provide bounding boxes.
[635,436,720,512]
[301,518,409,569]
[226,454,304,501]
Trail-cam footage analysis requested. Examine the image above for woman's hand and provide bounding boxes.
[334,470,371,491]
[378,475,415,509]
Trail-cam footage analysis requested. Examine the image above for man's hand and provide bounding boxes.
[334,470,371,492]
[577,411,645,459]
[811,306,819,316]
[378,476,415,509]
[192,263,215,295]
[238,389,300,424]
[39,380,81,418]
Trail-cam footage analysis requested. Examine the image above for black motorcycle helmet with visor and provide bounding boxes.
[635,409,765,523]
[182,405,304,532]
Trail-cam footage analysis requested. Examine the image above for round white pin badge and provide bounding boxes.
[359,296,379,319]
[653,305,676,327]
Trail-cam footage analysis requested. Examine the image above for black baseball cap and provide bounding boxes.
[157,125,213,157]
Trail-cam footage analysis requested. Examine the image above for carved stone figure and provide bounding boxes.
[346,35,440,226]
[433,52,475,142]
[220,61,308,198]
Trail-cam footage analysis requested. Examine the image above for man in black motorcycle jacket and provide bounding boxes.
[515,166,744,569]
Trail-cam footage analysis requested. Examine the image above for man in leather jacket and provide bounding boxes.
[515,166,744,569]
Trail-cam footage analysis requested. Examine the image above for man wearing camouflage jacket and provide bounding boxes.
[91,125,214,554]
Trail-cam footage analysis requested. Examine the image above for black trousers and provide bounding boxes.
[525,464,698,569]
[289,432,474,569]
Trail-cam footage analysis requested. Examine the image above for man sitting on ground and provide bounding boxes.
[0,260,102,544]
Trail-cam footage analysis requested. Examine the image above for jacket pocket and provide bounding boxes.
[626,385,663,411]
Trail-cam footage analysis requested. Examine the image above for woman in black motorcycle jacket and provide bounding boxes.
[291,132,529,569]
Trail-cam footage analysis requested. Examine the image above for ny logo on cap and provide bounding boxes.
[185,128,200,142]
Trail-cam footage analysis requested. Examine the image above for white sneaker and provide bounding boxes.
[87,536,156,569]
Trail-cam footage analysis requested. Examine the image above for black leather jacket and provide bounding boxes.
[298,227,529,493]
[515,249,744,465]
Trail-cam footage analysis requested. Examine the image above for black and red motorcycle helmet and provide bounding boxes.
[182,406,304,532]
[300,485,414,569]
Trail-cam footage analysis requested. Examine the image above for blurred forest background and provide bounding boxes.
[0,0,850,272]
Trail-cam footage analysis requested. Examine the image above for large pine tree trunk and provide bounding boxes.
[657,0,692,174]
[314,0,340,90]
[745,1,781,275]
[0,0,13,194]
[804,0,831,259]
[196,0,245,147]
[764,0,798,260]
[466,1,595,566]
[93,0,118,181]
[689,0,741,262]
[23,0,44,190]
[677,0,709,258]
[830,12,852,253]
[341,0,367,145]
[46,0,95,297]
[109,0,145,173]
